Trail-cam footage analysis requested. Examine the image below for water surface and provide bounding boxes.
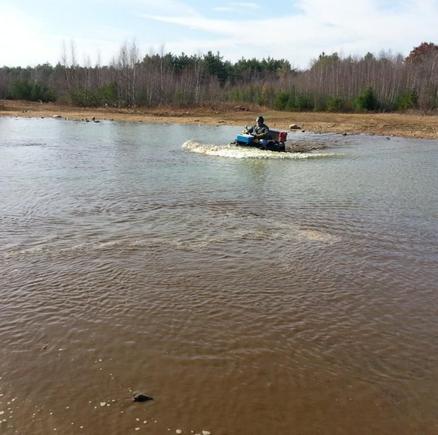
[1,117,438,434]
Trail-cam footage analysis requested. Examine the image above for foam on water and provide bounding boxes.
[182,140,338,160]
[2,222,340,260]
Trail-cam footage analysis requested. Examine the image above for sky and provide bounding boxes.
[1,0,437,68]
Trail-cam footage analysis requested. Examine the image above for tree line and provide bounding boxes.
[0,42,437,112]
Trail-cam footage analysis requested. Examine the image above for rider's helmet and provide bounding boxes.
[256,116,264,124]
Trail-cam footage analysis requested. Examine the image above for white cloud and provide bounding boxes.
[144,0,438,67]
[214,6,235,11]
[0,3,144,66]
[137,0,199,15]
[229,2,260,9]
[0,5,55,66]
[214,2,260,12]
[2,0,437,67]
[104,0,199,16]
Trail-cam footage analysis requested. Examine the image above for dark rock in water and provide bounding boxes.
[133,393,153,402]
[342,132,348,136]
[289,123,301,130]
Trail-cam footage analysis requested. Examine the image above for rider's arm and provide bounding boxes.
[255,125,269,139]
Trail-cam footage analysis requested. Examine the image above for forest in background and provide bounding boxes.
[0,42,437,113]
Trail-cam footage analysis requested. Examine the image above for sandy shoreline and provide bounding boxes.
[1,99,438,139]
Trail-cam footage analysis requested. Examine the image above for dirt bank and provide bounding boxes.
[1,100,437,139]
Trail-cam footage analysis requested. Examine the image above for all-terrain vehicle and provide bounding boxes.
[232,129,288,152]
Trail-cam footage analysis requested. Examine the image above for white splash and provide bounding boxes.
[297,229,340,243]
[182,140,337,160]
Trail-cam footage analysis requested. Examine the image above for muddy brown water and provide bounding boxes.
[1,118,438,434]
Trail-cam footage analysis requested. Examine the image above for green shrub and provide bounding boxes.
[326,96,345,112]
[295,94,314,111]
[354,87,379,111]
[255,90,265,106]
[70,83,118,107]
[273,91,291,110]
[10,80,32,100]
[9,80,55,102]
[260,86,275,107]
[271,90,314,111]
[313,96,327,111]
[70,89,95,107]
[395,90,418,110]
[97,82,118,105]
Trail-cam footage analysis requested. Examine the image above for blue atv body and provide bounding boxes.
[233,131,287,152]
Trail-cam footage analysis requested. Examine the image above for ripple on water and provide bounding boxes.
[1,119,438,435]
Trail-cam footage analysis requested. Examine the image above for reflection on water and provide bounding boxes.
[1,117,438,435]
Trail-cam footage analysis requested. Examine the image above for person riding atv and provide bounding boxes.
[244,116,270,145]
[234,116,287,152]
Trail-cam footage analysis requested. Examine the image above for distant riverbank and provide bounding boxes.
[1,99,437,139]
